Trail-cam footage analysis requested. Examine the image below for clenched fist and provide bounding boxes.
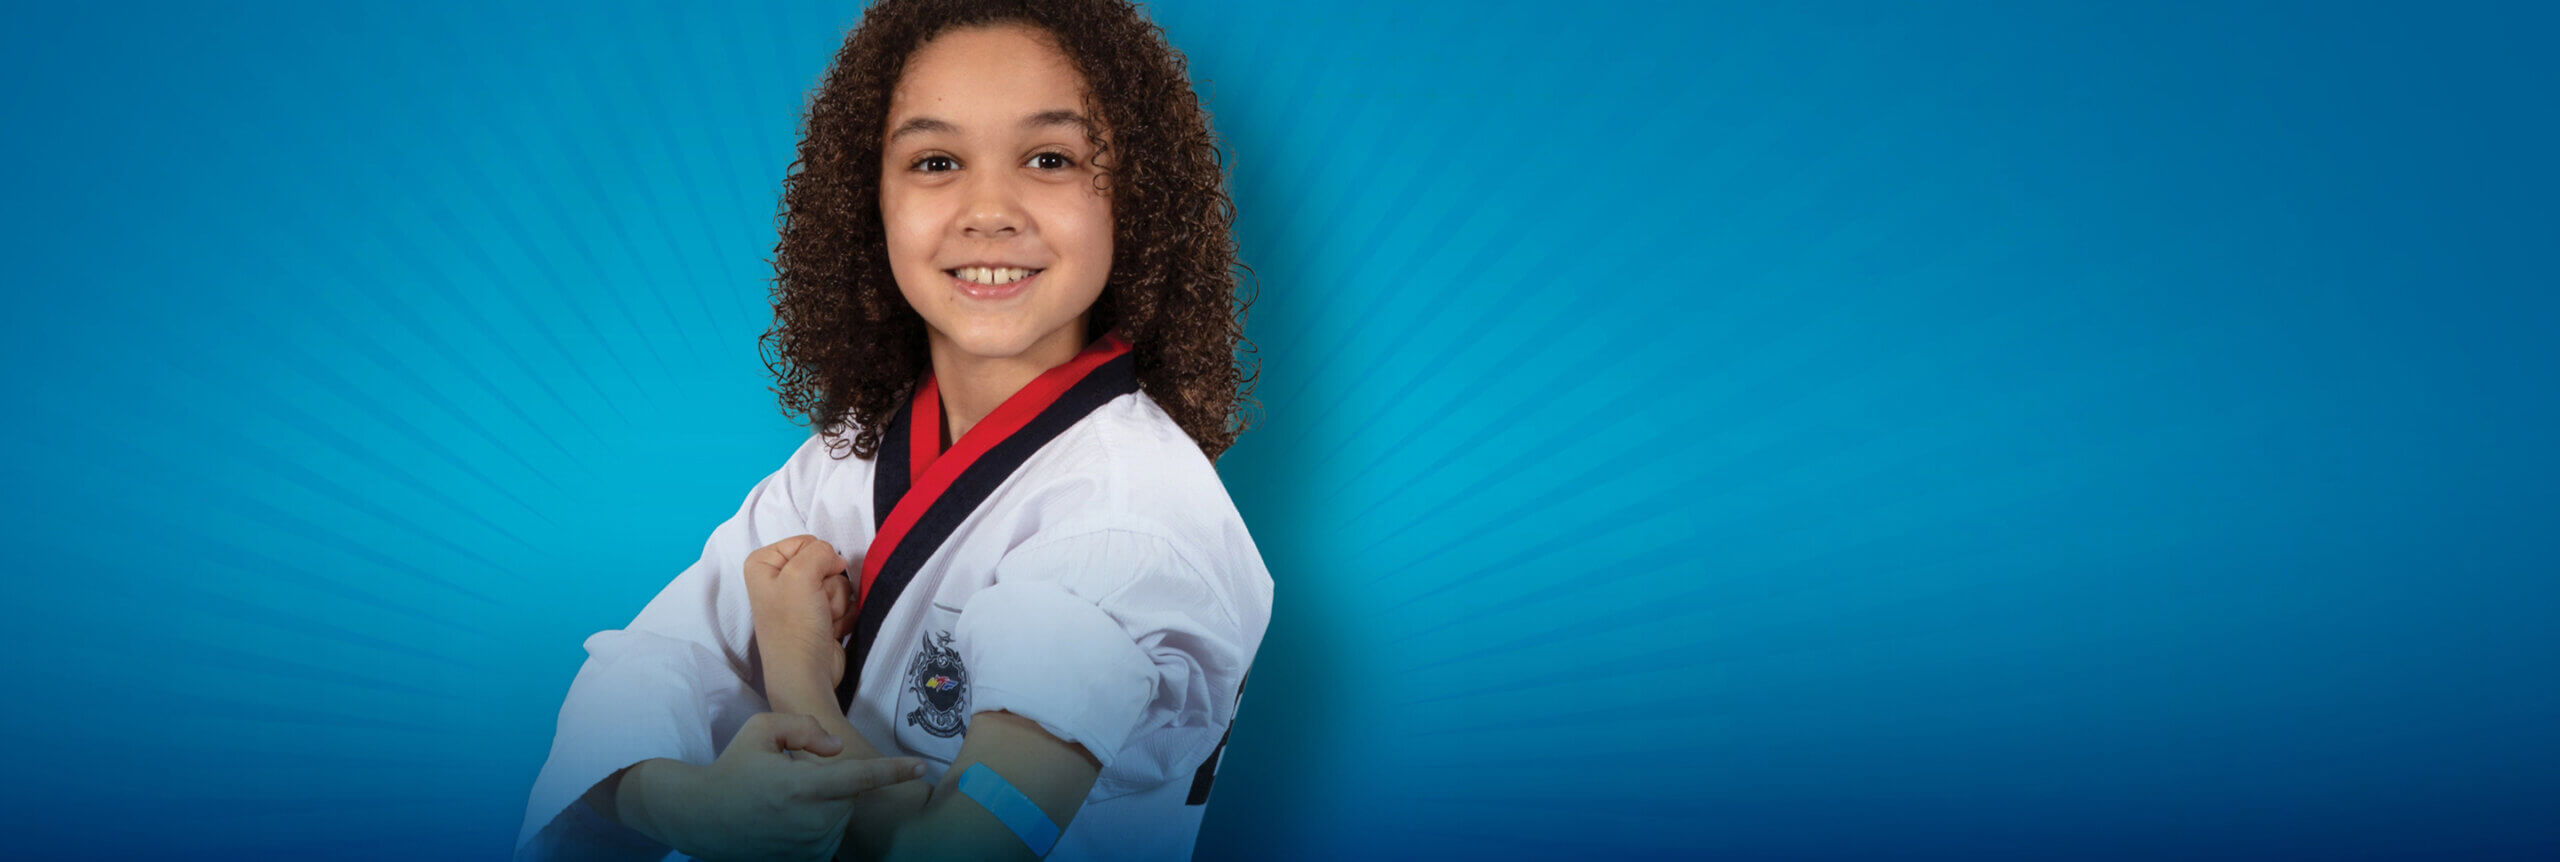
[743,535,859,693]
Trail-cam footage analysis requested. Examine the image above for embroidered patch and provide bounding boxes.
[903,630,969,738]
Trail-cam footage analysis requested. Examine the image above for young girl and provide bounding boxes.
[517,1,1269,860]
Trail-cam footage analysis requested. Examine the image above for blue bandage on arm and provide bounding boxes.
[956,762,1062,857]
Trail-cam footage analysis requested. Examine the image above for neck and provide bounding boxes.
[926,320,1090,445]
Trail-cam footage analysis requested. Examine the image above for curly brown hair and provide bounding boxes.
[761,0,1257,463]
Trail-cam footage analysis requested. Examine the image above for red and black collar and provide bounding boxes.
[836,333,1138,709]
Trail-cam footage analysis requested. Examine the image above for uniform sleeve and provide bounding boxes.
[514,434,831,861]
[953,525,1258,801]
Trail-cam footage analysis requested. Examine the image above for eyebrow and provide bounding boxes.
[886,110,1094,144]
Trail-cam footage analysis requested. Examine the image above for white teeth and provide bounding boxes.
[954,266,1034,285]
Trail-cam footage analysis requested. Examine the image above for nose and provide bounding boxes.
[958,171,1025,239]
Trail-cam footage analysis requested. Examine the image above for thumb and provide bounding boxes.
[808,756,930,799]
[759,713,845,758]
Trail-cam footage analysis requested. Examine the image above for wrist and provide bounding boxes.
[761,625,843,669]
[764,656,842,709]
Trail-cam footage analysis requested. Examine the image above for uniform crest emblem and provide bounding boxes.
[903,630,969,738]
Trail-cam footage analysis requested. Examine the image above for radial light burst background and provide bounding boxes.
[5,1,2556,859]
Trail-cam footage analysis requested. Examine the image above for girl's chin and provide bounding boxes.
[929,325,1064,362]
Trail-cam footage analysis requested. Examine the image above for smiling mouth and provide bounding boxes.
[946,266,1043,286]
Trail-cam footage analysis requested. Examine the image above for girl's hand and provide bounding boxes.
[621,713,926,861]
[744,535,859,691]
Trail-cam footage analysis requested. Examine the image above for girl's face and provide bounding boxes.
[880,24,1114,368]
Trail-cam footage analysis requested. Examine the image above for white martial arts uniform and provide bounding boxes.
[516,338,1272,861]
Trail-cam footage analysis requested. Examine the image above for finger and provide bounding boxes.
[772,534,823,562]
[827,575,856,639]
[759,713,843,757]
[780,538,847,586]
[807,756,930,799]
[743,544,788,579]
[792,732,847,758]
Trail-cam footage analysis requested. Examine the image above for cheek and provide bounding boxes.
[1038,191,1113,266]
[878,197,923,259]
[878,192,941,300]
[879,183,944,248]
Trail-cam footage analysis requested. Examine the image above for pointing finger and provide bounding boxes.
[808,756,929,799]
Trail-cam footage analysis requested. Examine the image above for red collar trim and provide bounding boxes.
[857,332,1133,612]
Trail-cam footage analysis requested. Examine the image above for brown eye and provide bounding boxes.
[1029,151,1075,170]
[912,155,958,172]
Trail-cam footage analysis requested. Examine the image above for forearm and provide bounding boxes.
[881,712,1105,862]
[765,657,935,862]
[766,658,872,754]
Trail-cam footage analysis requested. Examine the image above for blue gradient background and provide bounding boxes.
[5,1,2556,859]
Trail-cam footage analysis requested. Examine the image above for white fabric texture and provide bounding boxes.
[516,432,826,861]
[959,525,1252,801]
[516,391,1274,862]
